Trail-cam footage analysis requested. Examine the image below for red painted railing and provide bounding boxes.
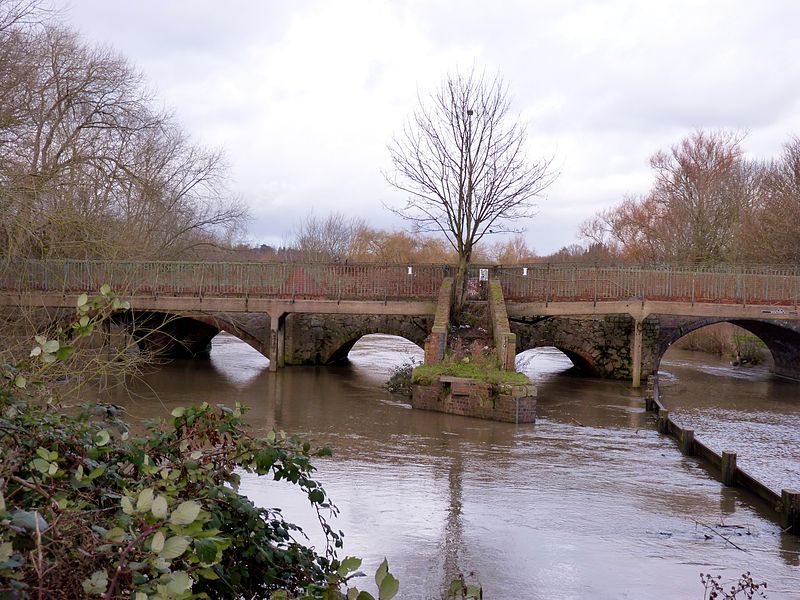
[2,261,800,306]
[0,261,448,301]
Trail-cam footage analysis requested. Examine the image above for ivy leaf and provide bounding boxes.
[158,535,190,560]
[170,500,201,526]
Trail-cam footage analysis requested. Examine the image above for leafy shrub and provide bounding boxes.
[0,288,399,600]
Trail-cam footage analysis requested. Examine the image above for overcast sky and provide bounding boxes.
[57,0,800,254]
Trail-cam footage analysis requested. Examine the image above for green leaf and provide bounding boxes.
[357,592,376,600]
[82,570,108,596]
[194,538,218,565]
[94,429,110,447]
[77,293,88,307]
[151,530,165,553]
[43,339,59,353]
[56,346,75,361]
[100,283,111,296]
[13,374,26,388]
[0,542,13,563]
[136,488,154,512]
[87,466,106,480]
[465,584,482,598]
[121,496,135,515]
[338,556,362,577]
[79,315,90,327]
[171,407,186,418]
[36,447,51,461]
[0,490,5,512]
[378,573,399,600]
[158,535,190,560]
[106,527,126,543]
[29,346,41,357]
[196,568,219,580]
[151,494,168,519]
[170,500,201,526]
[375,557,389,588]
[31,457,51,474]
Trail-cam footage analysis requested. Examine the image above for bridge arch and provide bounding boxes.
[108,311,270,359]
[284,313,432,365]
[657,317,800,380]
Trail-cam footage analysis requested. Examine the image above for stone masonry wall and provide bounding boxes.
[412,380,537,423]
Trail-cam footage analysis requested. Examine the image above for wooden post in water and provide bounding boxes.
[679,429,694,456]
[781,489,800,535]
[721,451,737,486]
[657,409,669,434]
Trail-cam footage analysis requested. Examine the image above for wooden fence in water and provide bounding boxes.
[644,376,800,535]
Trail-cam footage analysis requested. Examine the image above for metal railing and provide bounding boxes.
[0,260,448,301]
[493,264,800,307]
[2,260,800,306]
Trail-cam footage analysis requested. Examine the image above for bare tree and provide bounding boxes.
[581,130,754,264]
[293,212,365,261]
[386,69,555,309]
[0,11,248,261]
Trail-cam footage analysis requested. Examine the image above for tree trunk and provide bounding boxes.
[453,253,470,314]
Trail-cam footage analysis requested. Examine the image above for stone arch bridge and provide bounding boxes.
[3,260,800,385]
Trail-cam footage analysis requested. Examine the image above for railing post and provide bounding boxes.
[545,264,551,305]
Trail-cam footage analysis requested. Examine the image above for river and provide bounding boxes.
[101,334,800,599]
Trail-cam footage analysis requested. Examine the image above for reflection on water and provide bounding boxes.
[99,335,800,599]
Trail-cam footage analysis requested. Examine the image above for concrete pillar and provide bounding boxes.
[276,314,286,368]
[721,451,737,486]
[268,312,285,372]
[631,319,643,388]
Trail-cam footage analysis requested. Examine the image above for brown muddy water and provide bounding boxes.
[100,334,800,599]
